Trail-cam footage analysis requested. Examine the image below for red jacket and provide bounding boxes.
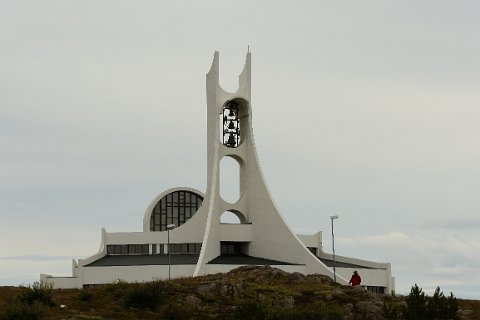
[349,274,361,286]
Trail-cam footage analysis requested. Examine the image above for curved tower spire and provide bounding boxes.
[193,52,346,283]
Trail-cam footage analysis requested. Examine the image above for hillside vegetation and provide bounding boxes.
[0,266,478,319]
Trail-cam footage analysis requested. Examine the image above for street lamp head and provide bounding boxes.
[167,224,176,230]
[330,215,339,220]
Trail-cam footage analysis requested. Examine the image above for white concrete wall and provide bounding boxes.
[219,223,252,242]
[321,252,391,270]
[81,265,196,284]
[297,232,322,249]
[337,268,389,287]
[40,274,80,289]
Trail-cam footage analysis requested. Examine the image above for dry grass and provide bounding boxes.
[0,267,479,320]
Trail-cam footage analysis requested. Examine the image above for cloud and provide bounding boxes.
[421,219,480,231]
[0,255,74,262]
[0,258,75,286]
[336,230,480,298]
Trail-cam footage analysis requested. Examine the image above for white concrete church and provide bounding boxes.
[41,52,395,295]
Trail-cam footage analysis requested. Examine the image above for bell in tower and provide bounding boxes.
[222,100,240,148]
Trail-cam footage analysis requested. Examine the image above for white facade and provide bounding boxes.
[41,52,395,294]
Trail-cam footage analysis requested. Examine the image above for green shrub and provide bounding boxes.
[78,288,94,302]
[123,280,167,310]
[383,302,402,320]
[104,279,130,298]
[232,299,271,320]
[270,301,344,320]
[159,301,194,320]
[0,301,46,320]
[18,282,54,307]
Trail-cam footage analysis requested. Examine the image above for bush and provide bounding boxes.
[232,299,270,320]
[383,302,402,320]
[104,279,130,298]
[0,302,46,320]
[159,301,194,320]
[18,282,54,307]
[123,280,167,310]
[78,288,94,302]
[271,302,344,320]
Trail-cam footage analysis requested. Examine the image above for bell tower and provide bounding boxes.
[193,52,344,282]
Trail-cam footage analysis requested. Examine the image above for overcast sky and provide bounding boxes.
[1,1,479,299]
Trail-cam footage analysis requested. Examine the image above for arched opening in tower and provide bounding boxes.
[220,210,246,224]
[220,156,240,203]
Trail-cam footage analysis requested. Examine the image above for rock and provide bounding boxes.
[186,294,201,305]
[289,272,306,282]
[332,288,344,295]
[306,274,333,284]
[355,300,383,320]
[458,309,472,316]
[282,296,295,309]
[343,302,354,313]
[197,283,216,293]
[232,283,244,298]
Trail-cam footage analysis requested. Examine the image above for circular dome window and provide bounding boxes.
[149,190,204,231]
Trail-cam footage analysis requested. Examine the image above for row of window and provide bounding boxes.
[106,243,202,255]
[169,243,202,254]
[366,286,386,294]
[107,244,149,255]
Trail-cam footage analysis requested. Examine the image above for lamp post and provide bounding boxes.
[167,224,175,280]
[330,215,339,283]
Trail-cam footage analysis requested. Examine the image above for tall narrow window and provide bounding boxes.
[222,101,240,148]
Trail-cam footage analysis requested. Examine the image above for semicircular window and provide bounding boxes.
[150,190,204,231]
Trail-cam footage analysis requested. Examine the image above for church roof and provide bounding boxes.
[84,254,301,267]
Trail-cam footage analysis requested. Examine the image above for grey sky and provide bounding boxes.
[1,1,479,298]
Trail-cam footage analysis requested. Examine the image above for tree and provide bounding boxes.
[403,284,428,320]
[403,284,458,320]
[426,287,458,320]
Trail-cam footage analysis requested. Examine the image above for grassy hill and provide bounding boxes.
[0,266,478,319]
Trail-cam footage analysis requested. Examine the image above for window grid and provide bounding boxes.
[150,191,203,231]
[106,244,149,255]
[107,243,200,255]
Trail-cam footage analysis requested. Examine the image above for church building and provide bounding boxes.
[41,52,395,295]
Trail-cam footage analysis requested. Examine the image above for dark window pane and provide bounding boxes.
[149,191,203,232]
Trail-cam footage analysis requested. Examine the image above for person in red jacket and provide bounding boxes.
[349,271,361,286]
